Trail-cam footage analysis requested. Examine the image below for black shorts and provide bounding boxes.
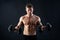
[22,35,37,40]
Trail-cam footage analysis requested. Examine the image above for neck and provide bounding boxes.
[26,13,33,17]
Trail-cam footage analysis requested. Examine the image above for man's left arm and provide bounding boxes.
[37,17,46,31]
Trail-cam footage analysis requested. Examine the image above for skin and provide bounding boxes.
[14,7,46,35]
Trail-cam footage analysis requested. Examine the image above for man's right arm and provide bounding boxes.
[14,16,23,32]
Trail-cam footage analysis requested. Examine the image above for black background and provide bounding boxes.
[0,0,60,40]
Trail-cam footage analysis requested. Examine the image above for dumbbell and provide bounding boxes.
[8,24,22,34]
[39,22,52,32]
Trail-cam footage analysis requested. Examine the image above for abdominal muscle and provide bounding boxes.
[23,25,36,35]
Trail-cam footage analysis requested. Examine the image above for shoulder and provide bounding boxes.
[19,15,26,20]
[33,14,41,21]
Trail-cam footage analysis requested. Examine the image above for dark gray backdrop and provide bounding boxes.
[0,0,60,40]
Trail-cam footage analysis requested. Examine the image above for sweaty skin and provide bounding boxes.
[15,14,43,35]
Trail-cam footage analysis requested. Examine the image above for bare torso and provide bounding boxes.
[22,14,39,35]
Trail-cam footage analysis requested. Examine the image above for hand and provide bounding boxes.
[14,26,19,32]
[15,26,19,30]
[41,26,46,31]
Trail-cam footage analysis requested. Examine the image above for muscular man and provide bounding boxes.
[14,4,45,40]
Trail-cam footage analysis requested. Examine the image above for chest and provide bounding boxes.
[23,17,38,25]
